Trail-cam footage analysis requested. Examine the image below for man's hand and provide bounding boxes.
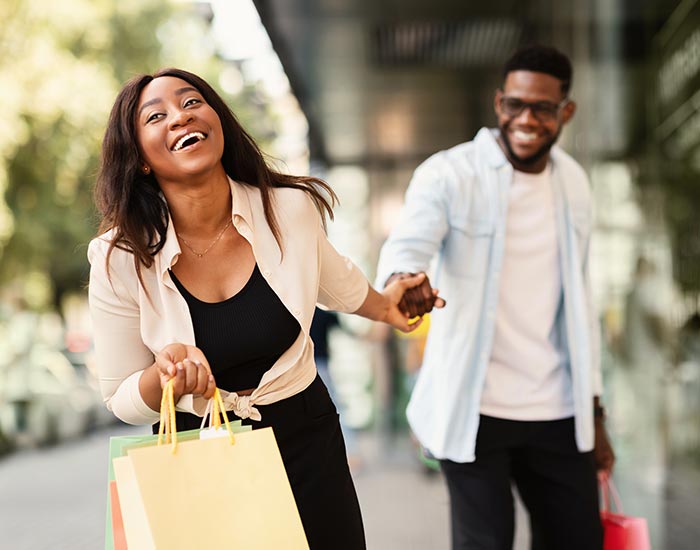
[593,417,615,474]
[385,272,446,318]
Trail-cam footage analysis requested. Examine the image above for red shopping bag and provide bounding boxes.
[108,481,127,550]
[600,476,651,550]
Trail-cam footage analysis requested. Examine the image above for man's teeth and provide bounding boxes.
[512,130,537,142]
[173,132,206,151]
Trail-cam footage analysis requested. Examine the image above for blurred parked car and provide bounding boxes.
[0,344,99,446]
[0,311,108,448]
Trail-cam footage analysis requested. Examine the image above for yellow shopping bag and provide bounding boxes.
[113,381,309,549]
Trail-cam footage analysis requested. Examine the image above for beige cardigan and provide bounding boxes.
[88,178,369,425]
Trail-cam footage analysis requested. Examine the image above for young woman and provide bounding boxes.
[88,68,432,549]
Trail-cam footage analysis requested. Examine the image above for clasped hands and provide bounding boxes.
[384,271,446,324]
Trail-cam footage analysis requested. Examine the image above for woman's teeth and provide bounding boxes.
[173,132,206,151]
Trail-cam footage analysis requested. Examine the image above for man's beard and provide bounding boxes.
[499,123,560,166]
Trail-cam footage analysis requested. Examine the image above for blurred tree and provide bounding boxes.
[0,0,276,312]
[0,0,173,311]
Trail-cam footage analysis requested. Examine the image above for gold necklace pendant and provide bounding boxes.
[176,219,232,258]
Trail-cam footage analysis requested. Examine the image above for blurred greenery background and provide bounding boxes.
[0,0,280,313]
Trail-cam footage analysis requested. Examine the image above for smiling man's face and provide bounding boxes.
[494,70,575,173]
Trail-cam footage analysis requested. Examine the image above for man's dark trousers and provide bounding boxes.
[440,415,603,550]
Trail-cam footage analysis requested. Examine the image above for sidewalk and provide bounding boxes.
[352,430,529,550]
[0,423,528,549]
[353,432,450,549]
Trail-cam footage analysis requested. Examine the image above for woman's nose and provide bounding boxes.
[169,109,194,129]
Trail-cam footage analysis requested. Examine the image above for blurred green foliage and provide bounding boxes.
[0,0,275,311]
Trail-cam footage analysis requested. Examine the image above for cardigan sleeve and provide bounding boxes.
[314,217,369,313]
[87,238,160,425]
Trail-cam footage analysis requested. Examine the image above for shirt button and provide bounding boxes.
[293,309,301,316]
[263,270,271,277]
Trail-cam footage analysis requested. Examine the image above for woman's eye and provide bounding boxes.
[184,98,201,107]
[146,113,163,123]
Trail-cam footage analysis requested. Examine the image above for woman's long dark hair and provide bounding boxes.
[95,68,336,283]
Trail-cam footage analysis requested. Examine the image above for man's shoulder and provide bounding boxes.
[551,147,593,212]
[415,140,478,180]
[551,146,589,183]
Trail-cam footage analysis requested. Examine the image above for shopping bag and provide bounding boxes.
[600,476,651,550]
[114,381,309,549]
[105,427,204,548]
[109,481,127,550]
[105,410,250,548]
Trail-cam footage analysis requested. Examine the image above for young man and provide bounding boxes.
[376,45,615,550]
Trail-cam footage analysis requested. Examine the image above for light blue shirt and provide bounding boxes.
[376,128,602,462]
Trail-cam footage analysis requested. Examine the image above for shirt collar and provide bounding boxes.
[475,127,510,168]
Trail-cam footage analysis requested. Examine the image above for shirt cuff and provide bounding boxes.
[108,370,160,425]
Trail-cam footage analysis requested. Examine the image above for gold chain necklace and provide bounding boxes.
[176,219,232,258]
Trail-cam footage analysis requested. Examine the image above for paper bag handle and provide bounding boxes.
[599,475,624,514]
[157,381,236,454]
[209,388,236,446]
[157,379,179,453]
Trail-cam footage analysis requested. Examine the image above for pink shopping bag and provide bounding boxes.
[600,476,651,550]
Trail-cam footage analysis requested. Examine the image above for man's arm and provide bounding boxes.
[375,158,452,316]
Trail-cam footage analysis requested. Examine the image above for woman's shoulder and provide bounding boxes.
[241,183,320,218]
[87,230,136,273]
[274,185,318,210]
[88,229,115,260]
[234,181,324,231]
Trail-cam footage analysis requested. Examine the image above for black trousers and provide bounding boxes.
[440,415,603,550]
[159,375,366,550]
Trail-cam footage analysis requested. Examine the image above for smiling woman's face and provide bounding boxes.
[135,76,224,184]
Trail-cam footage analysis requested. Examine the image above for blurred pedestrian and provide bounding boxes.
[309,307,360,466]
[88,67,429,549]
[376,45,615,550]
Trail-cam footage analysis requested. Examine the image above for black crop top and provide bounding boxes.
[169,264,301,392]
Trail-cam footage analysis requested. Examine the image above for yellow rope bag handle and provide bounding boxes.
[157,380,236,454]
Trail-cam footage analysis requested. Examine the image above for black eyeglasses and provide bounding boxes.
[499,96,568,122]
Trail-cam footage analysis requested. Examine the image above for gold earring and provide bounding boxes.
[142,165,151,175]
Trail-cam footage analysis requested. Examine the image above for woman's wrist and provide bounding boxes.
[139,363,165,411]
[354,286,390,323]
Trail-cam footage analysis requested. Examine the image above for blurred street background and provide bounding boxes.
[1,0,700,548]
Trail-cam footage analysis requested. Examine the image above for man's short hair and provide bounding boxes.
[503,45,572,96]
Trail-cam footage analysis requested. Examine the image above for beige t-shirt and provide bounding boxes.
[480,165,574,421]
